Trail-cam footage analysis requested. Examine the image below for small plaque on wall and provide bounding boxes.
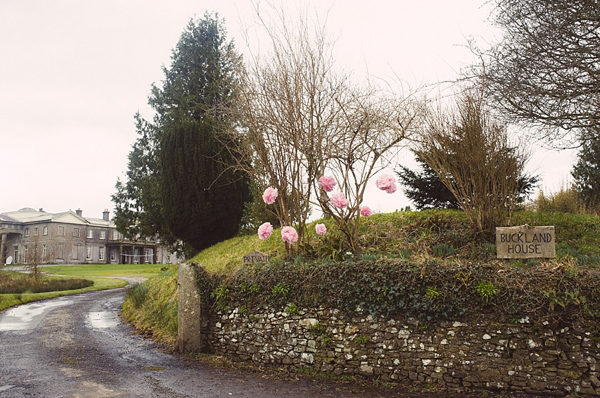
[243,251,268,264]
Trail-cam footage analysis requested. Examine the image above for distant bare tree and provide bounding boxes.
[468,0,600,148]
[416,92,530,236]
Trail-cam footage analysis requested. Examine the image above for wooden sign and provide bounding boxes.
[243,251,268,264]
[496,225,556,259]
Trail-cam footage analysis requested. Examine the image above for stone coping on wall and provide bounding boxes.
[208,306,600,396]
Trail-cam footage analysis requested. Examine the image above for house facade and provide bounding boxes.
[0,208,179,265]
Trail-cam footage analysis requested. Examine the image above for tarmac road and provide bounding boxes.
[0,286,402,398]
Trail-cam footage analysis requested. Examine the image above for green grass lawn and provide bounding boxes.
[0,264,171,312]
[43,264,169,278]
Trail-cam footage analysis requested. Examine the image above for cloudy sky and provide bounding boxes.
[0,0,575,219]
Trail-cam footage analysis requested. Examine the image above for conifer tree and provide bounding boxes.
[113,13,249,254]
[572,131,600,212]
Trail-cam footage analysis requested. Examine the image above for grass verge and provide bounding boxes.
[122,265,179,349]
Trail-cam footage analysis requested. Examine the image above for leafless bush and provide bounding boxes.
[231,2,424,252]
[416,92,529,237]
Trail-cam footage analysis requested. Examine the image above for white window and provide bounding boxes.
[42,244,47,260]
[34,227,38,236]
[99,246,105,261]
[24,246,29,264]
[100,230,106,240]
[112,230,119,240]
[58,226,65,236]
[24,227,29,237]
[43,226,48,236]
[110,249,117,262]
[86,246,92,260]
[73,227,80,237]
[87,229,93,239]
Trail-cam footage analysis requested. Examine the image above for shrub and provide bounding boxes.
[416,92,534,237]
[534,185,582,214]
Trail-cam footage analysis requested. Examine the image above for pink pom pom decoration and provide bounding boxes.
[384,182,397,194]
[257,222,273,240]
[262,187,278,204]
[375,174,397,194]
[281,226,299,243]
[318,176,336,192]
[315,223,327,235]
[360,206,372,217]
[329,192,348,209]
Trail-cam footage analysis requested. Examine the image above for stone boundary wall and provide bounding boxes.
[208,306,600,396]
[176,264,600,396]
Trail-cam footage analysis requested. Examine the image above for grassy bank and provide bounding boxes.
[124,210,600,351]
[192,210,600,272]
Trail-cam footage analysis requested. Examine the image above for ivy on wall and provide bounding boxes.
[192,258,600,328]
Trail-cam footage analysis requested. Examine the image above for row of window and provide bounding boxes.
[19,244,108,262]
[16,245,152,263]
[23,226,120,240]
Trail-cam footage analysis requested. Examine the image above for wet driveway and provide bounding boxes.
[0,287,408,397]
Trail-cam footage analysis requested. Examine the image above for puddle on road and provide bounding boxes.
[0,298,74,332]
[87,311,120,329]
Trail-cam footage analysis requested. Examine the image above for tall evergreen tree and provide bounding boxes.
[112,13,249,254]
[156,14,249,252]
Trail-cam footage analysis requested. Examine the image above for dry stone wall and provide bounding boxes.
[209,306,600,396]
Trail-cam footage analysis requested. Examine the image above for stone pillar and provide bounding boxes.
[0,233,6,265]
[178,263,203,354]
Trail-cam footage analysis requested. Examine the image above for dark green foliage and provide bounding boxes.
[396,155,460,210]
[572,131,600,212]
[157,14,249,252]
[161,119,249,251]
[112,114,179,248]
[113,13,249,253]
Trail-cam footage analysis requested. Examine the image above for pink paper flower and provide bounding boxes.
[376,174,397,194]
[318,176,336,192]
[258,222,273,240]
[281,226,298,243]
[262,187,278,204]
[384,182,397,194]
[360,206,372,217]
[329,192,348,209]
[315,223,327,235]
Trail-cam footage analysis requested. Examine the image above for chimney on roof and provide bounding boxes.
[39,208,44,212]
[76,209,82,217]
[102,209,110,221]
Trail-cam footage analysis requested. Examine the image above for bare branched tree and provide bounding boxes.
[416,92,530,237]
[468,0,600,148]
[232,2,424,252]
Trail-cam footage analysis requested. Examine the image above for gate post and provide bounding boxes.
[178,263,203,353]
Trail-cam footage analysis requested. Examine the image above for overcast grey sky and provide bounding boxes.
[0,0,575,218]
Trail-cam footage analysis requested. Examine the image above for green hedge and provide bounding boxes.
[195,259,600,328]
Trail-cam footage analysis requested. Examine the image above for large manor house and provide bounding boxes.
[0,208,178,266]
